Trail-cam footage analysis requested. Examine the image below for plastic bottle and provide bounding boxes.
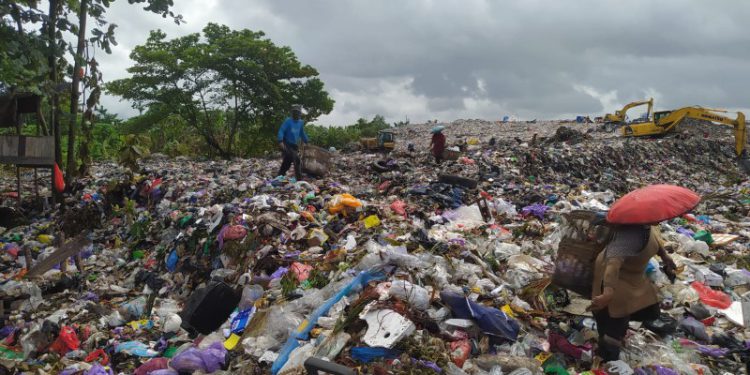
[238,285,264,310]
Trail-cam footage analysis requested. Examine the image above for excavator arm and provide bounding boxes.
[624,106,747,157]
[604,98,654,123]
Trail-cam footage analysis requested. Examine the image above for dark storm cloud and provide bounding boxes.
[98,0,750,124]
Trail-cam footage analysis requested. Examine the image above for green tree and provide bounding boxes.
[107,23,334,158]
[1,0,182,180]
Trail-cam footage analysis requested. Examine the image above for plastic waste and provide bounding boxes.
[391,200,407,217]
[441,291,520,341]
[171,342,227,373]
[350,346,402,363]
[606,360,634,375]
[363,214,381,228]
[328,193,362,214]
[115,341,158,357]
[134,357,170,375]
[388,280,430,310]
[239,284,264,310]
[691,282,731,309]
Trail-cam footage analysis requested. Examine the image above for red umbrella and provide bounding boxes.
[607,184,701,225]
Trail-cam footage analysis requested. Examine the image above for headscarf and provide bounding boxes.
[431,125,444,134]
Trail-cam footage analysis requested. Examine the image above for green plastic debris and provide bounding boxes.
[132,250,145,260]
[163,346,178,358]
[693,230,714,245]
[179,215,193,227]
[0,346,24,360]
[303,192,316,203]
[543,363,570,375]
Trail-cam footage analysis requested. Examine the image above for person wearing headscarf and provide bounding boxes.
[589,225,677,362]
[277,105,308,180]
[430,126,446,163]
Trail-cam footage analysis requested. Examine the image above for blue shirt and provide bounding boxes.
[277,117,308,145]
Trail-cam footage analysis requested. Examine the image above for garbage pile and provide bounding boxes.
[0,120,748,375]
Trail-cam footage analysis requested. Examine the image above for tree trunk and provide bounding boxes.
[47,0,60,166]
[227,83,239,155]
[66,0,88,182]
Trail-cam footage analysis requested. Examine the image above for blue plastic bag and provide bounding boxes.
[441,291,520,341]
[351,347,402,363]
[166,249,179,272]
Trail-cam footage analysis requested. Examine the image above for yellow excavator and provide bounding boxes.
[603,98,654,131]
[620,106,750,170]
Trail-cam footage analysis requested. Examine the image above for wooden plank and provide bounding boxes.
[26,234,91,278]
[0,135,55,166]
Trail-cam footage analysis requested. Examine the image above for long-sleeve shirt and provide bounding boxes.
[431,133,446,157]
[277,117,308,145]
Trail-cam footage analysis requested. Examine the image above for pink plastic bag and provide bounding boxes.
[135,358,169,375]
[390,200,407,217]
[291,262,313,282]
[223,225,248,241]
[691,282,731,309]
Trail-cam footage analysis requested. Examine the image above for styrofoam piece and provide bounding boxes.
[361,309,415,348]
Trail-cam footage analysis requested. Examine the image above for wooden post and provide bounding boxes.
[34,168,39,199]
[23,246,32,271]
[58,232,67,273]
[74,253,83,273]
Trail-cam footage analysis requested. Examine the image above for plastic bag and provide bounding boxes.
[350,346,402,363]
[391,200,407,217]
[450,338,471,368]
[115,341,158,357]
[223,225,248,241]
[85,364,114,375]
[494,199,518,217]
[494,242,521,260]
[328,194,362,214]
[290,262,313,282]
[363,215,381,228]
[134,358,169,375]
[441,291,520,341]
[691,282,731,309]
[54,163,65,193]
[389,280,430,311]
[49,326,80,354]
[171,341,226,373]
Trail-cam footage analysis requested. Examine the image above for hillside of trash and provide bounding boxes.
[0,120,748,375]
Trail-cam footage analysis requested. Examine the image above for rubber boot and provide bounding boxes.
[597,335,622,362]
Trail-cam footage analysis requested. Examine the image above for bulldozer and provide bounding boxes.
[360,130,395,152]
[620,106,750,171]
[603,98,654,131]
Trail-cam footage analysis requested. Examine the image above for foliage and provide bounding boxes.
[0,6,48,93]
[119,134,150,171]
[107,23,334,159]
[305,115,392,150]
[1,0,181,178]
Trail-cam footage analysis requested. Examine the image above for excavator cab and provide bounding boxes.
[653,111,671,122]
[603,98,654,132]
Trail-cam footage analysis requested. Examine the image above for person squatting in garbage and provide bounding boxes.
[588,225,677,362]
[430,126,446,163]
[277,105,309,180]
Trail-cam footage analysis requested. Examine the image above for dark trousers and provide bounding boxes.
[593,303,660,361]
[279,143,302,180]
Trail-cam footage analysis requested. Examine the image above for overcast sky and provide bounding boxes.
[97,0,750,125]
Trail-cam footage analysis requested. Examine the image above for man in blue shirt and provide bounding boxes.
[277,105,308,180]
